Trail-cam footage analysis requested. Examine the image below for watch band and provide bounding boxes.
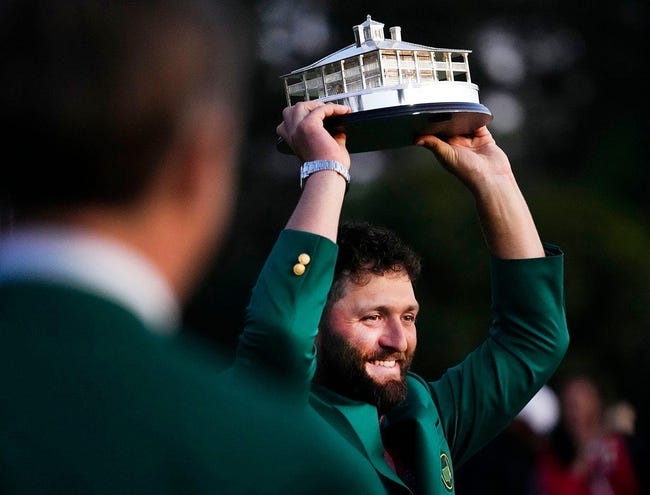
[300,160,350,189]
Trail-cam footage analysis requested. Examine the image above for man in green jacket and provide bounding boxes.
[234,101,570,494]
[0,2,398,493]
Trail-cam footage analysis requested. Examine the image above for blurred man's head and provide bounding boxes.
[560,375,604,440]
[315,221,422,414]
[0,0,253,299]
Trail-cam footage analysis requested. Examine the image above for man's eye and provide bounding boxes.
[403,314,416,323]
[362,314,381,321]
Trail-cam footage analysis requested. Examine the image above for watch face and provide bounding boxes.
[300,162,315,178]
[299,160,350,189]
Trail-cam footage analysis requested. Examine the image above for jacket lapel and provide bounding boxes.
[311,385,408,490]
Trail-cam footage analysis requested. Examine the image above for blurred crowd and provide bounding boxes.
[456,374,647,495]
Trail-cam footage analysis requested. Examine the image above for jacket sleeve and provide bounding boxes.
[230,229,338,393]
[431,244,570,467]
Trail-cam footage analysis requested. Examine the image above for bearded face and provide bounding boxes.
[316,323,414,412]
[314,271,418,413]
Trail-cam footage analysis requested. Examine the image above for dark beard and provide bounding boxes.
[314,324,413,414]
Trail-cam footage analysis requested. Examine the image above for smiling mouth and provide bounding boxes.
[365,360,402,381]
[369,360,397,368]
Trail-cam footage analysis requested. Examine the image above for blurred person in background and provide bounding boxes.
[533,375,641,495]
[604,399,648,493]
[0,1,396,493]
[455,385,560,494]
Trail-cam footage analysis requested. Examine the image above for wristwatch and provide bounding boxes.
[300,160,350,189]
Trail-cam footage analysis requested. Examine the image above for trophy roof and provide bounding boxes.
[283,15,471,76]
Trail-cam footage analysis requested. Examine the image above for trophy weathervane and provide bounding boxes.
[278,15,492,154]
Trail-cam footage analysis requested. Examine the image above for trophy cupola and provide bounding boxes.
[353,15,385,47]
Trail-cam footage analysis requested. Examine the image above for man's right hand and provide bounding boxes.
[276,102,352,168]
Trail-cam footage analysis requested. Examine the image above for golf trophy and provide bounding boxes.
[277,15,492,154]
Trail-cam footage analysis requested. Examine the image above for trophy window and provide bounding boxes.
[432,52,471,83]
[324,62,344,95]
[398,52,417,84]
[361,52,382,89]
[379,50,423,85]
[381,51,399,85]
[342,57,363,93]
[416,51,435,82]
[284,67,327,104]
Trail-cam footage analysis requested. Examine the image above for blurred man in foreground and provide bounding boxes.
[0,2,392,493]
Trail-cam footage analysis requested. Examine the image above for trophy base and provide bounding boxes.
[277,102,493,154]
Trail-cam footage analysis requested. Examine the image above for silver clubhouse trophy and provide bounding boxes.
[277,15,492,154]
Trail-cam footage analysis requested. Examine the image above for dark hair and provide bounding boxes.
[327,221,422,305]
[0,0,252,218]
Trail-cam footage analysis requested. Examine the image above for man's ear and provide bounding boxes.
[168,107,226,198]
[163,104,241,220]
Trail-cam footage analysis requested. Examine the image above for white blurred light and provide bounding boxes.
[528,28,584,74]
[482,91,524,134]
[257,0,330,66]
[517,385,560,435]
[290,14,330,57]
[476,28,526,86]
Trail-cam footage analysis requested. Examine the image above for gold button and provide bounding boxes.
[298,253,311,265]
[293,263,306,276]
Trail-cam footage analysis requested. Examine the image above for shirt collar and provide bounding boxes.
[0,226,180,334]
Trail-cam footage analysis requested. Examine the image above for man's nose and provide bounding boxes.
[378,317,408,352]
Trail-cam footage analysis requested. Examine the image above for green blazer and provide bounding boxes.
[0,280,393,494]
[236,229,569,495]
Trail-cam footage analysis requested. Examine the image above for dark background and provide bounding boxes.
[184,0,649,452]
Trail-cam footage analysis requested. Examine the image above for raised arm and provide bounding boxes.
[416,127,545,259]
[231,102,352,390]
[277,102,351,241]
[416,128,568,466]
